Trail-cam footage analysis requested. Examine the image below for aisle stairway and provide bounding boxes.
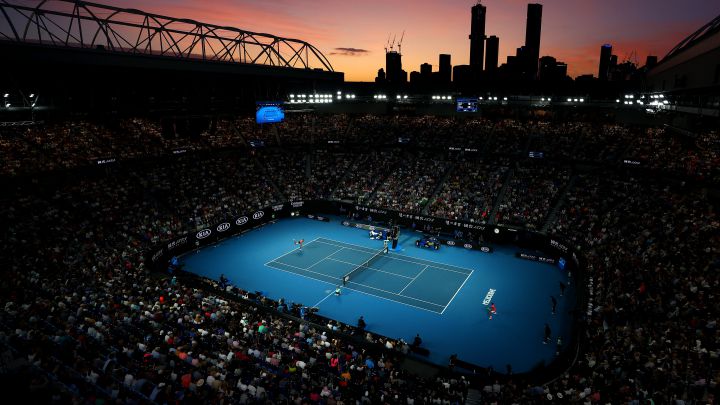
[487,167,515,225]
[422,161,456,215]
[541,174,578,233]
[465,388,483,405]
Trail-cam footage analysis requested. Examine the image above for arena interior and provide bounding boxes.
[0,1,719,404]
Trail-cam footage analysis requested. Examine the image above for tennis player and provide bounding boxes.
[487,302,497,320]
[294,239,305,250]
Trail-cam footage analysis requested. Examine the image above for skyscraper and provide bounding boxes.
[485,35,499,72]
[524,3,542,80]
[439,54,452,84]
[598,44,612,81]
[386,51,404,84]
[469,2,486,69]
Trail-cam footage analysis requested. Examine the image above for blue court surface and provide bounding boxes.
[266,237,472,314]
[181,216,575,372]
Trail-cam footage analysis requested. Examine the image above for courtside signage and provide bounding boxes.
[482,289,496,305]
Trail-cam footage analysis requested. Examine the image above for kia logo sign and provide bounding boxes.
[235,216,248,226]
[217,223,231,232]
[463,243,473,249]
[446,240,456,246]
[342,221,350,227]
[252,211,264,220]
[480,246,491,253]
[196,229,211,239]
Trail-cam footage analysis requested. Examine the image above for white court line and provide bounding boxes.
[266,260,445,308]
[315,238,474,275]
[304,246,345,271]
[313,290,337,308]
[264,237,321,265]
[398,265,428,294]
[324,257,415,279]
[440,269,474,315]
[264,263,443,314]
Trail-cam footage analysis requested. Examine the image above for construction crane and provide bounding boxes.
[385,31,405,54]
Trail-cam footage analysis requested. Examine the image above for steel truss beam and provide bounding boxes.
[0,0,335,72]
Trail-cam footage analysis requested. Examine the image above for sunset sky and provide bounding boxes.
[117,0,718,81]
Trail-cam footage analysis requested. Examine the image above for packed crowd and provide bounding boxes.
[495,164,571,230]
[1,113,719,403]
[533,180,719,404]
[0,173,470,404]
[372,152,450,213]
[331,150,400,204]
[427,158,509,222]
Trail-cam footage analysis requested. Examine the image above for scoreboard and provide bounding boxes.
[456,98,479,112]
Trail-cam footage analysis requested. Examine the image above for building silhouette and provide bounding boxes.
[539,56,567,81]
[385,51,406,84]
[375,68,386,83]
[524,3,542,80]
[485,35,499,72]
[645,55,658,70]
[469,2,486,69]
[598,44,613,81]
[453,65,473,88]
[439,54,452,84]
[409,70,421,85]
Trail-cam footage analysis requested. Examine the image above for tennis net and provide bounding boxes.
[342,248,386,285]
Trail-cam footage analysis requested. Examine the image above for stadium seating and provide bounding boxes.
[1,114,718,403]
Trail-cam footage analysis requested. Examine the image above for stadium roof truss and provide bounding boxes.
[662,13,720,62]
[0,0,335,72]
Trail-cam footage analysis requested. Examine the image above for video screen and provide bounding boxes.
[256,102,285,124]
[456,98,478,112]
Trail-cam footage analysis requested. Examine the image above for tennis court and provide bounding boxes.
[265,237,473,314]
[180,217,575,372]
